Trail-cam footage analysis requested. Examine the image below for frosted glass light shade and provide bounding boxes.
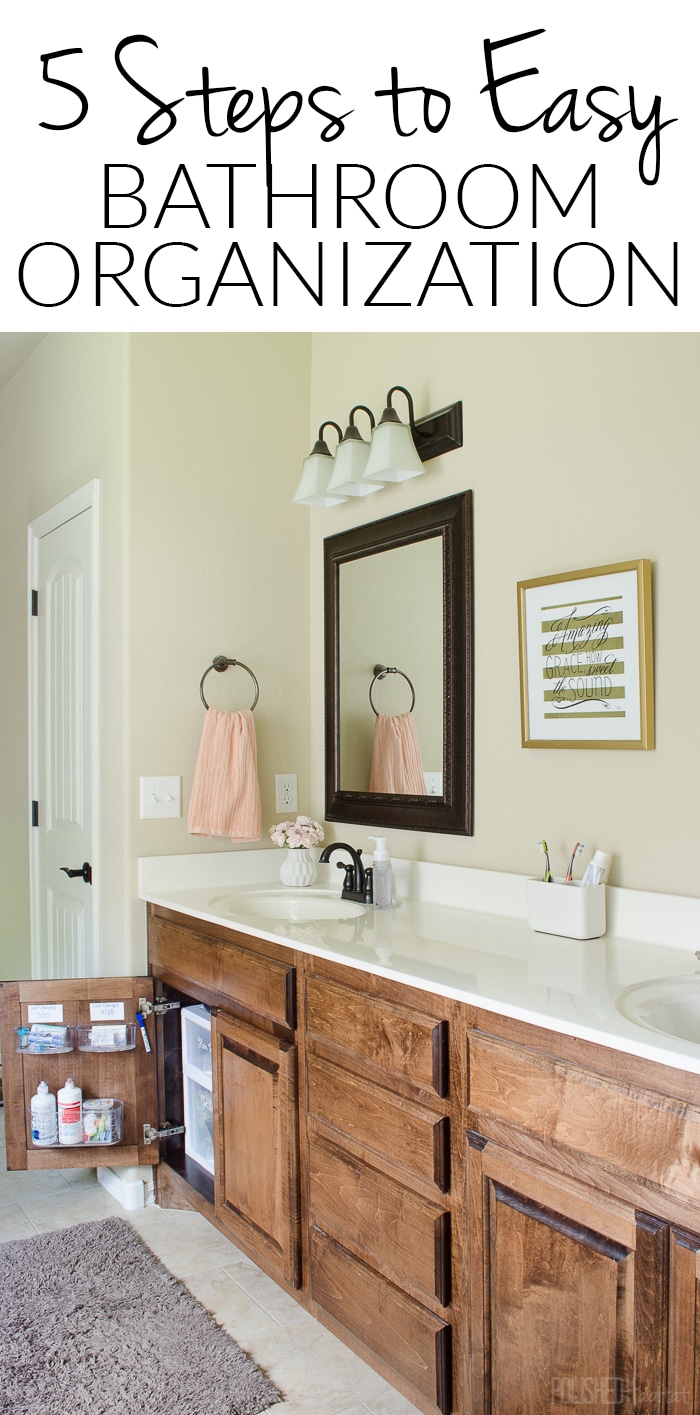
[362,420,425,483]
[292,452,347,506]
[327,435,383,496]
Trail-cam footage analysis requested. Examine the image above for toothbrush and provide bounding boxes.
[566,842,584,882]
[539,840,552,883]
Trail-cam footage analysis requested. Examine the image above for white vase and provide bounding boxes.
[279,849,317,888]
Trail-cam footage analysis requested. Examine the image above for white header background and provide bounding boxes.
[1,0,696,330]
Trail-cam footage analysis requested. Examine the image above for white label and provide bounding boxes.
[27,1004,63,1023]
[89,1025,127,1048]
[31,1105,58,1146]
[89,1002,125,1021]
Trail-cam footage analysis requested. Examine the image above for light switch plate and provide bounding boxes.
[140,776,182,819]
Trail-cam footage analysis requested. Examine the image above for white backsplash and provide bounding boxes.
[138,848,700,953]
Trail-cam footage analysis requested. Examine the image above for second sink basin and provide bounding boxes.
[614,975,700,1045]
[209,889,366,923]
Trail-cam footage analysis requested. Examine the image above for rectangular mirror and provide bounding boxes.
[324,492,473,834]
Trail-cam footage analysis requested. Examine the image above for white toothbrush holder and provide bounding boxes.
[527,878,606,940]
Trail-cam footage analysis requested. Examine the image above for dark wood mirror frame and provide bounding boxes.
[324,491,473,835]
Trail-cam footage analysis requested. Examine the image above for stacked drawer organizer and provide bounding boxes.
[181,1003,214,1174]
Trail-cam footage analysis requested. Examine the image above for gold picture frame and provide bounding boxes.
[517,560,654,749]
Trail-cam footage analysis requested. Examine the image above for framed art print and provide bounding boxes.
[517,560,654,749]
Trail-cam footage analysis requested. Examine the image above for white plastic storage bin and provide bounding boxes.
[181,1004,214,1175]
[527,879,606,940]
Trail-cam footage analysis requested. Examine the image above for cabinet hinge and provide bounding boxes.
[31,801,39,827]
[31,590,38,617]
[138,997,181,1016]
[143,1121,185,1144]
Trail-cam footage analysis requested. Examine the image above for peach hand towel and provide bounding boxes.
[188,707,261,841]
[369,713,426,795]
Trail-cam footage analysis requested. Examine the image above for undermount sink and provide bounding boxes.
[614,975,700,1045]
[209,889,366,922]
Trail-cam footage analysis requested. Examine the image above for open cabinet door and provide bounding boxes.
[0,976,158,1171]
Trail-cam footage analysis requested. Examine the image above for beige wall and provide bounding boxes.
[309,334,700,896]
[0,332,312,980]
[127,334,312,966]
[0,334,129,979]
[1,331,697,983]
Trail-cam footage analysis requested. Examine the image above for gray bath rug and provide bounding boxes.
[0,1215,282,1414]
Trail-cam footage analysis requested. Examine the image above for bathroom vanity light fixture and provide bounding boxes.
[326,405,381,497]
[363,387,463,484]
[292,421,346,506]
[293,388,463,506]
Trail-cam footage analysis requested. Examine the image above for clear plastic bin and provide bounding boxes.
[76,1024,137,1052]
[16,1024,73,1054]
[82,1098,124,1144]
[27,1098,123,1147]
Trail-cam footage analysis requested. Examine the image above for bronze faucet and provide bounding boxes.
[319,842,373,904]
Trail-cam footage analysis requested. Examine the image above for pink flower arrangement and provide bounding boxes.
[269,815,325,850]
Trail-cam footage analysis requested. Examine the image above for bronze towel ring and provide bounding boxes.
[199,656,260,711]
[369,663,416,716]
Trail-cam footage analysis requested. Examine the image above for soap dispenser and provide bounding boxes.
[369,837,392,909]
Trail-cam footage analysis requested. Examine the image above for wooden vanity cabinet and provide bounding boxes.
[465,1012,700,1415]
[8,905,700,1415]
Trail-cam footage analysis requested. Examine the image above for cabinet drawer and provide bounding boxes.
[149,918,295,1029]
[306,974,448,1097]
[468,1030,700,1202]
[307,1053,450,1192]
[309,1134,451,1307]
[310,1227,452,1415]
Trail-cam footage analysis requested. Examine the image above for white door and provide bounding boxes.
[29,484,98,978]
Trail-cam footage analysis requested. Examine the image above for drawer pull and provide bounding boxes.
[431,1020,449,1098]
[285,968,297,1030]
[435,1326,452,1415]
[433,1117,451,1193]
[434,1211,452,1307]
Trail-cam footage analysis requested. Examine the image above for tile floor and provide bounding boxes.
[0,1107,420,1415]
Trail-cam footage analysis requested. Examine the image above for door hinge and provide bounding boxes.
[31,801,39,827]
[143,1121,185,1144]
[138,997,181,1016]
[31,589,38,617]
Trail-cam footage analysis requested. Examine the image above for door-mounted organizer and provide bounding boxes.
[0,976,162,1170]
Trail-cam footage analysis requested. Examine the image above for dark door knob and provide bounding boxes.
[60,862,92,884]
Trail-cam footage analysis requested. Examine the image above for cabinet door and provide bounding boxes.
[212,1010,301,1288]
[467,1133,700,1415]
[0,977,157,1171]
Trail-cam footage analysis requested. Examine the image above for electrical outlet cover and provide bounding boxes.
[275,774,298,812]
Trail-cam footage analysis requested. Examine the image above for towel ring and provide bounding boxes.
[369,663,416,716]
[199,656,259,711]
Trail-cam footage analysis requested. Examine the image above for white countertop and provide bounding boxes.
[139,851,700,1079]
